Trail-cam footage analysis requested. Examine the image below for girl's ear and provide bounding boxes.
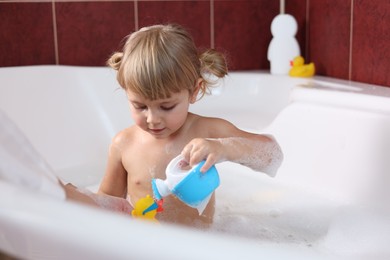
[190,78,203,104]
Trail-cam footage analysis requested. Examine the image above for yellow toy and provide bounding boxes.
[289,56,315,77]
[131,195,163,222]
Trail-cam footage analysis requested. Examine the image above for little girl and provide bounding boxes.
[98,24,283,227]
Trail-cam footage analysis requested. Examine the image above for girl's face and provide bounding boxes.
[126,89,197,139]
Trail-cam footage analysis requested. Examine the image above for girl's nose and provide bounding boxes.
[146,109,161,124]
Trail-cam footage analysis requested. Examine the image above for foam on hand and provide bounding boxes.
[216,136,283,177]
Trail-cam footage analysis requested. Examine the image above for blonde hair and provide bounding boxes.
[107,24,228,100]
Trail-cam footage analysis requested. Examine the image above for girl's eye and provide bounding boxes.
[134,105,147,110]
[161,105,175,111]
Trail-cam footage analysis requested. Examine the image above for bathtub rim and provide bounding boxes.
[289,85,390,116]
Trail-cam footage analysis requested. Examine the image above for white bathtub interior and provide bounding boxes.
[1,65,390,259]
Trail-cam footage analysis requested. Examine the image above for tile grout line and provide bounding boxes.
[348,0,354,81]
[210,0,214,49]
[134,0,138,31]
[305,0,310,61]
[51,0,59,65]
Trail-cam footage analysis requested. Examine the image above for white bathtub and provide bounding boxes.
[1,65,390,259]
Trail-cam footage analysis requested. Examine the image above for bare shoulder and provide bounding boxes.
[189,113,240,137]
[111,126,138,150]
[199,115,235,128]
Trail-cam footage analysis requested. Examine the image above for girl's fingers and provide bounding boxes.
[188,149,205,167]
[181,138,221,171]
[181,144,192,162]
[200,153,218,173]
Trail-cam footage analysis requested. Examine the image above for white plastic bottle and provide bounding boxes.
[267,14,300,75]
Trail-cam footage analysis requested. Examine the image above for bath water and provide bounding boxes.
[207,162,337,248]
[199,162,390,258]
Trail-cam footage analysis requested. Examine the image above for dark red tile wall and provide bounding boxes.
[138,1,210,49]
[214,0,278,70]
[308,0,351,80]
[0,0,389,87]
[56,1,135,66]
[352,0,390,86]
[0,3,56,66]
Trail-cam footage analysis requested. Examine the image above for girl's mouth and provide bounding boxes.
[149,128,165,135]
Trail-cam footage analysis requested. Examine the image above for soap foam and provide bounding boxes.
[216,135,283,177]
[184,164,338,251]
[148,165,157,178]
[164,143,174,155]
[319,206,390,257]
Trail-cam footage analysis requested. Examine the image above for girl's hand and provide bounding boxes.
[90,193,133,213]
[64,183,133,214]
[181,138,224,173]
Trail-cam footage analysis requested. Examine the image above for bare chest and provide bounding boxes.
[122,141,183,191]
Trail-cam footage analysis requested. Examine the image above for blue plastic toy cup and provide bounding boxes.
[172,160,219,207]
[152,155,220,209]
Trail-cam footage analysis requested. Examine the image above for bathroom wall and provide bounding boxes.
[0,0,389,87]
[308,0,390,87]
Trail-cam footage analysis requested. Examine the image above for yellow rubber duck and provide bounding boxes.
[289,56,315,77]
[131,195,163,222]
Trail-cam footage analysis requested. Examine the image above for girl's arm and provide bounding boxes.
[60,130,131,212]
[98,132,128,197]
[181,118,283,177]
[64,183,133,213]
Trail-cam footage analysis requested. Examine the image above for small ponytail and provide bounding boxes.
[107,52,124,71]
[200,49,228,78]
[198,49,228,97]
